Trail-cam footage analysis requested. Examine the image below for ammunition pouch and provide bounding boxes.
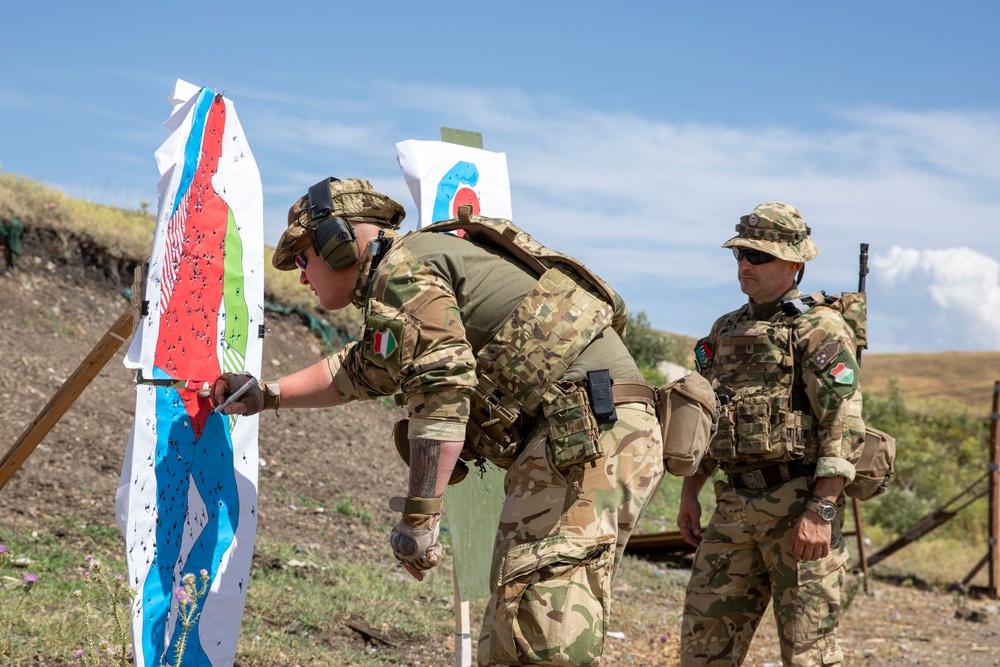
[542,382,603,471]
[711,390,813,464]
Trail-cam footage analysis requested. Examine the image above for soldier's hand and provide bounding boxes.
[677,495,704,547]
[791,512,832,561]
[203,372,277,416]
[388,496,443,581]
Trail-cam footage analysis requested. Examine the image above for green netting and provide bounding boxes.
[264,301,358,352]
[0,218,24,255]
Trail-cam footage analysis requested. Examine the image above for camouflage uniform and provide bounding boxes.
[288,184,663,666]
[680,204,865,667]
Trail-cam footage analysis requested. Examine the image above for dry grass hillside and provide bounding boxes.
[862,352,999,414]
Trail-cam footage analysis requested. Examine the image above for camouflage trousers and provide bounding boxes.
[477,402,664,666]
[681,476,848,667]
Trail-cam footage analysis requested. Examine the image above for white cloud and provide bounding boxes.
[870,247,1000,351]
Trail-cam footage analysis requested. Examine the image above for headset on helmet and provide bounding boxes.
[307,177,359,270]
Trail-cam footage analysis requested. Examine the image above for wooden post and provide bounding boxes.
[453,568,473,667]
[0,307,134,492]
[988,381,999,598]
[0,266,143,493]
[850,497,870,593]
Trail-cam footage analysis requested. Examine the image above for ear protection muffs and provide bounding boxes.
[307,177,359,270]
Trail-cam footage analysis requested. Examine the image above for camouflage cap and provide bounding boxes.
[272,177,406,271]
[721,202,820,262]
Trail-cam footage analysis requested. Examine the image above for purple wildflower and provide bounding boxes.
[24,573,38,583]
[174,586,192,604]
[0,544,6,553]
[75,649,85,659]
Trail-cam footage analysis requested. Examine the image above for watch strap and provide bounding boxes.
[805,497,836,522]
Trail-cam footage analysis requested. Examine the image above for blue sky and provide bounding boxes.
[3,2,999,352]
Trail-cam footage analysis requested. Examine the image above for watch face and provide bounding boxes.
[808,500,837,522]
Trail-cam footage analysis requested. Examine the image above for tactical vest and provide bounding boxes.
[705,310,813,467]
[424,207,629,470]
[704,290,869,470]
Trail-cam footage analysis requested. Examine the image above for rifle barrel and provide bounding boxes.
[858,243,869,293]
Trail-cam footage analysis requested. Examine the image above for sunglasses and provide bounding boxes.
[732,247,777,265]
[293,249,309,271]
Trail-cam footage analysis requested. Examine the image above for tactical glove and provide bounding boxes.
[388,496,443,573]
[207,372,280,415]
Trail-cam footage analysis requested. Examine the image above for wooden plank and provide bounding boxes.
[0,306,134,492]
[624,530,697,556]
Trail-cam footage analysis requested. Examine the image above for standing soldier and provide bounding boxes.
[677,203,866,666]
[211,177,666,667]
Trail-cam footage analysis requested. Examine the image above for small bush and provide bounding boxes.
[623,312,691,383]
[861,379,991,541]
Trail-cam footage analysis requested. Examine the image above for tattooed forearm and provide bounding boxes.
[408,438,441,498]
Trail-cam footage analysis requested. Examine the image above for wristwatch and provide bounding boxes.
[805,498,837,522]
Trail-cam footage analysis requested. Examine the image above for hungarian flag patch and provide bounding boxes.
[829,362,854,385]
[372,329,397,359]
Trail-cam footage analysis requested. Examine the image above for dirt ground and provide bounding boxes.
[1,228,998,665]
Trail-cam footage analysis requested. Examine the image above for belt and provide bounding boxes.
[610,380,658,409]
[728,459,816,491]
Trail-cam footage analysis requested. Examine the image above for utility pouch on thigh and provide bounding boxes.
[491,537,614,667]
[542,383,602,470]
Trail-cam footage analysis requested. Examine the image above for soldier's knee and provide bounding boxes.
[484,543,613,666]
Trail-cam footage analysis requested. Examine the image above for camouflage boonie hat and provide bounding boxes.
[272,177,406,270]
[722,202,820,262]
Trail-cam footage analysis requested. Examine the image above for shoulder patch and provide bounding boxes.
[362,312,405,370]
[694,340,713,373]
[807,340,860,399]
[809,340,842,370]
